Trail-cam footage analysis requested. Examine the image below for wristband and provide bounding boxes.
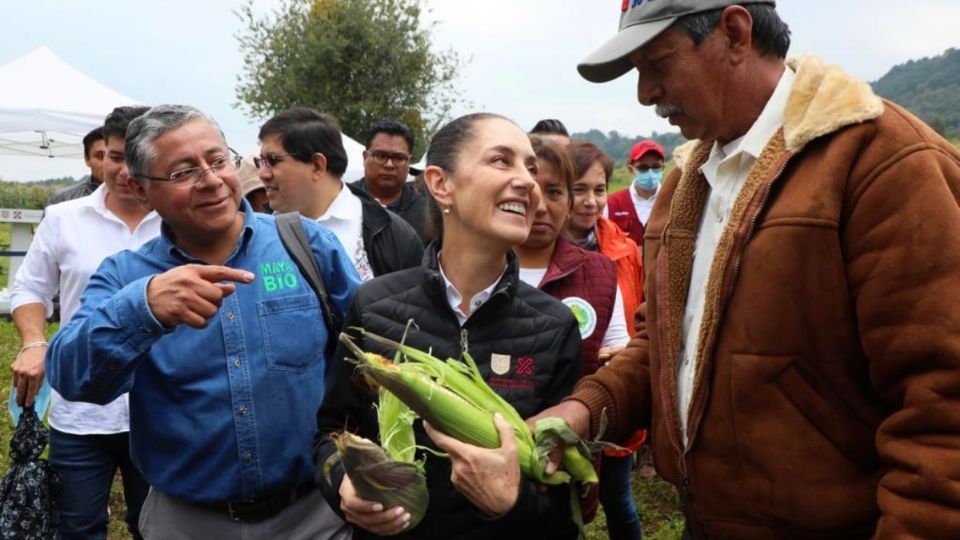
[17,341,48,359]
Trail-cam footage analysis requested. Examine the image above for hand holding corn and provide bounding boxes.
[339,473,412,535]
[424,413,521,517]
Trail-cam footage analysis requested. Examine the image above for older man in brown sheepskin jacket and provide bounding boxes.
[536,1,960,539]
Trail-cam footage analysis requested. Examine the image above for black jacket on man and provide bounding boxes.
[350,178,429,242]
[348,182,424,277]
[315,245,582,540]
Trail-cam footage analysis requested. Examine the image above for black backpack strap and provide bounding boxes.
[275,212,342,337]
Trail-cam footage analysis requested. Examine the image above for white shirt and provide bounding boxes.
[11,185,161,434]
[517,267,630,349]
[439,255,506,326]
[316,183,372,281]
[677,67,796,441]
[630,185,658,227]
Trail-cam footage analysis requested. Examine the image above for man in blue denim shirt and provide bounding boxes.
[46,105,361,540]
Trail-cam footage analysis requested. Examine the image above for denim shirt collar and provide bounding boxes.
[158,198,256,263]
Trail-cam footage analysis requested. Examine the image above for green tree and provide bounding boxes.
[235,0,465,159]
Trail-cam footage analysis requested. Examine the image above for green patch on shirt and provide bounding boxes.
[259,260,300,293]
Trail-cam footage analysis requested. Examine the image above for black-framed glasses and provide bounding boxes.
[139,150,242,189]
[254,153,306,169]
[367,150,410,165]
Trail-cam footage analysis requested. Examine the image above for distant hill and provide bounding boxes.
[570,129,686,164]
[872,47,960,137]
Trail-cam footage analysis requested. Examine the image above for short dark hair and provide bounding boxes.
[674,4,790,59]
[567,141,614,185]
[530,136,576,206]
[366,119,415,154]
[530,119,569,137]
[103,106,150,145]
[82,127,104,158]
[259,108,348,178]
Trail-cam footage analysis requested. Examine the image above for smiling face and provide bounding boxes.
[629,28,731,143]
[101,134,138,203]
[432,118,541,249]
[567,160,608,238]
[257,134,318,215]
[138,119,242,241]
[522,159,570,251]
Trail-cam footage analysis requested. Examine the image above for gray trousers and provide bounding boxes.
[138,487,352,540]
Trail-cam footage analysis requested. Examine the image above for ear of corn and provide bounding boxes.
[341,331,598,487]
[331,432,429,528]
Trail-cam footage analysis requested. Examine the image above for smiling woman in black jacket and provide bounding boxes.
[314,113,582,539]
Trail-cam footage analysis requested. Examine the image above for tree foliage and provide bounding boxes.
[235,0,464,158]
[872,47,960,137]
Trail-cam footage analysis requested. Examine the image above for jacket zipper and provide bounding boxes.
[459,328,469,359]
[678,153,793,504]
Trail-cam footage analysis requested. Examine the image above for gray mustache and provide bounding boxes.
[655,103,683,118]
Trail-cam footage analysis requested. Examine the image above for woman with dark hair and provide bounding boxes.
[564,141,643,331]
[314,113,582,539]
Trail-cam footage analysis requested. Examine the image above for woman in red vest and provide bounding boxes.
[516,138,644,540]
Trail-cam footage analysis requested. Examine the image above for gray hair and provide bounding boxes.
[125,104,225,187]
[673,4,791,60]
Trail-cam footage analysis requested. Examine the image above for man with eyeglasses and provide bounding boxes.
[351,118,429,240]
[12,105,157,540]
[258,108,422,282]
[606,139,665,245]
[45,104,361,539]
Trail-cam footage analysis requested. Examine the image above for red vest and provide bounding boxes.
[538,238,618,376]
[607,187,645,245]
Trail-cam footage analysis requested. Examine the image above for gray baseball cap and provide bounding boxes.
[578,0,776,83]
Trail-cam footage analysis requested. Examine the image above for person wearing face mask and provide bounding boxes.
[606,140,665,246]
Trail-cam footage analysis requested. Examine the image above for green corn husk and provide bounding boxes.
[331,432,429,529]
[341,331,598,486]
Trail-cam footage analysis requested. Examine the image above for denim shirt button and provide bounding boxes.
[234,358,241,368]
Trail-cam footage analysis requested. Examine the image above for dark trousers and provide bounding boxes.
[599,453,643,540]
[48,428,149,540]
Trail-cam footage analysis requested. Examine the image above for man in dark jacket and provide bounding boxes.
[350,119,429,241]
[258,108,423,280]
[537,1,960,539]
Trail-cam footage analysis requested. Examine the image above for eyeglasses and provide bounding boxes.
[633,164,664,173]
[139,151,242,189]
[254,153,306,169]
[367,150,410,166]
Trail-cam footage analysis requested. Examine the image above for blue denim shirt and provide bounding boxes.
[46,202,361,503]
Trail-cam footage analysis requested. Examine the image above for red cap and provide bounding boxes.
[629,140,665,162]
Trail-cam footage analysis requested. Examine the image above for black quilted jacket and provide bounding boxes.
[314,245,582,539]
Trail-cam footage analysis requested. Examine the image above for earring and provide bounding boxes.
[443,207,451,216]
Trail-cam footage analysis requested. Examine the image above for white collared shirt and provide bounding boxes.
[439,255,506,326]
[677,67,796,441]
[11,184,161,434]
[316,183,372,281]
[630,185,659,227]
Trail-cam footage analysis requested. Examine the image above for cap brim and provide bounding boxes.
[577,18,677,83]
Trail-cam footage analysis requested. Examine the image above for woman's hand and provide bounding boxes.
[424,413,521,517]
[339,472,411,535]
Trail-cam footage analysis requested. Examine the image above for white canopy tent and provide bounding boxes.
[0,47,140,163]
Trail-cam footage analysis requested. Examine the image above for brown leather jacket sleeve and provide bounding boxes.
[846,139,960,538]
[564,300,653,443]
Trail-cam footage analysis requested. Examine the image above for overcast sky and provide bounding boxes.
[1,0,957,180]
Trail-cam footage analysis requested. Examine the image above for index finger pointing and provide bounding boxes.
[195,265,255,284]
